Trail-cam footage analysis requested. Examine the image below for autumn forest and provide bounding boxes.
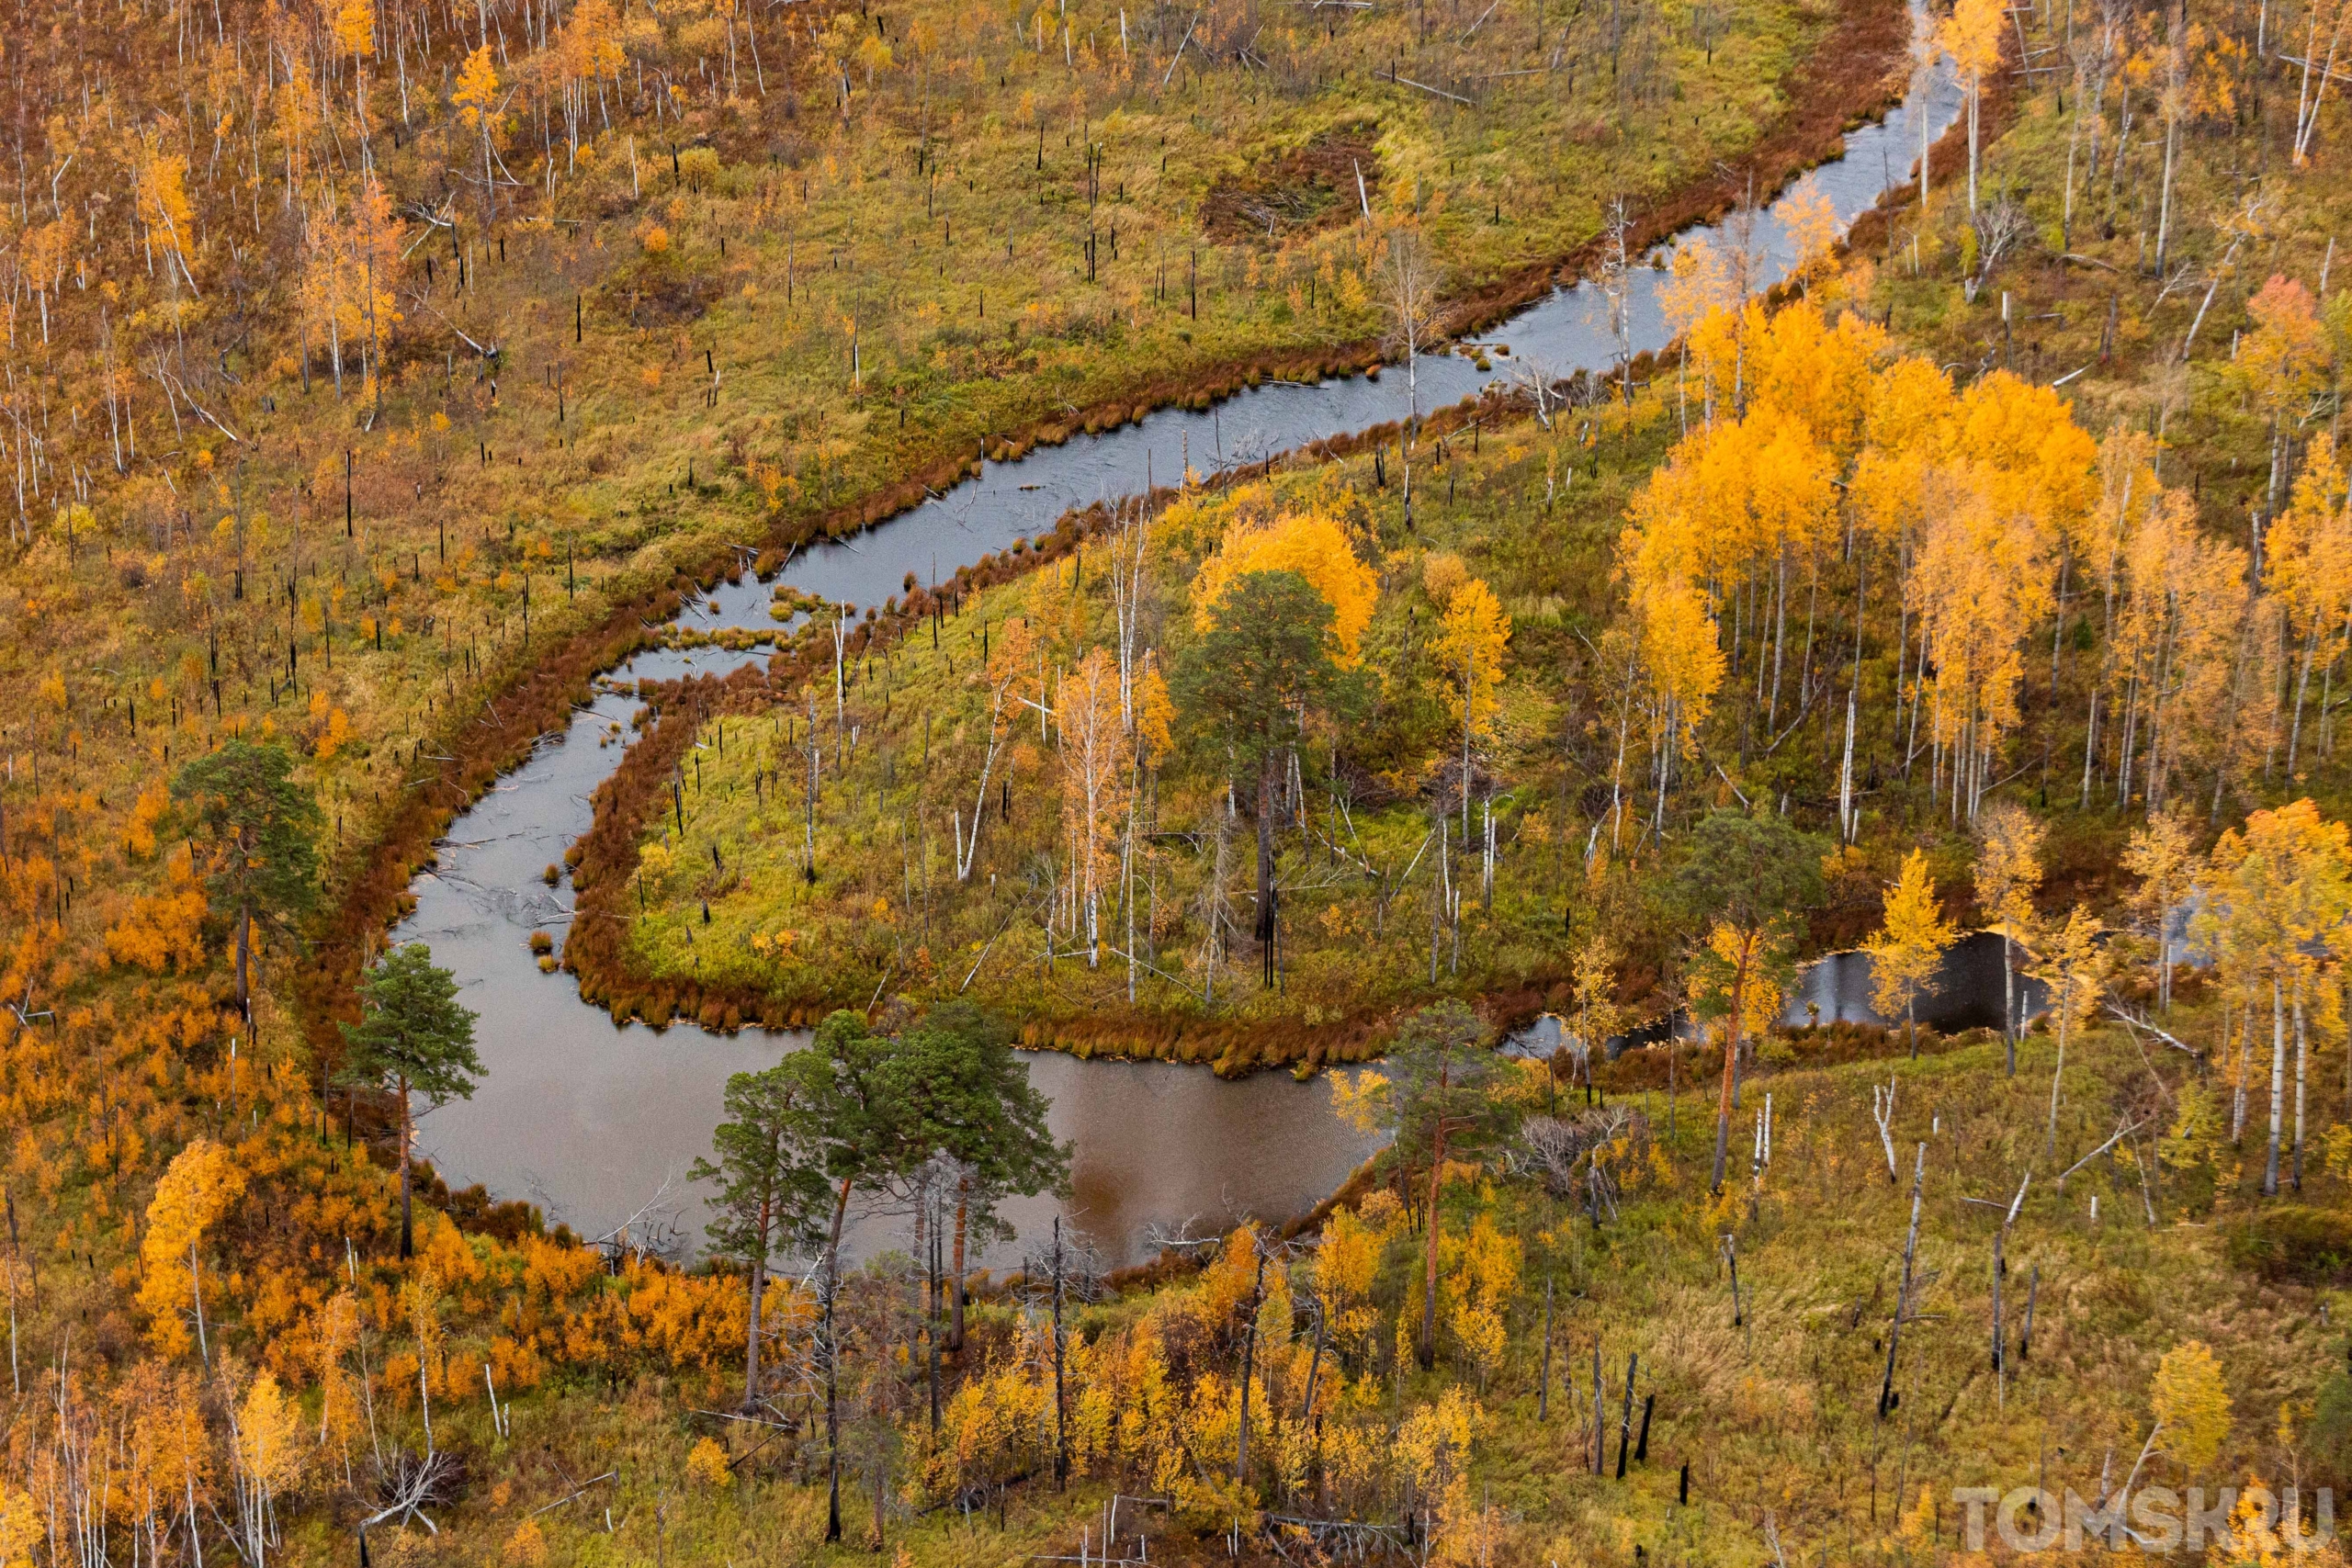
[4,0,2352,1550]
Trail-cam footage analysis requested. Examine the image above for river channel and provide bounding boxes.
[395,39,1969,1269]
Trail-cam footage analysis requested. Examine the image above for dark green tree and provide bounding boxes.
[172,739,322,1017]
[1364,1000,1507,1369]
[1173,570,1357,987]
[782,1004,1070,1540]
[888,1001,1069,1350]
[689,1063,833,1410]
[1668,808,1826,1192]
[338,943,482,1259]
[784,1010,921,1543]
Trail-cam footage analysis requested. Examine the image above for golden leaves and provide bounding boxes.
[1778,179,1840,289]
[685,1436,734,1488]
[332,0,375,58]
[1441,1212,1519,1381]
[1191,506,1379,666]
[102,868,208,975]
[2233,276,2332,420]
[556,0,626,84]
[137,1139,247,1356]
[453,45,501,130]
[1866,851,1958,1025]
[1972,801,2047,934]
[233,1371,305,1496]
[2152,1340,2233,1472]
[0,1483,38,1568]
[2030,904,2108,1038]
[1937,0,2006,80]
[2198,798,2352,987]
[1134,659,1174,761]
[1431,574,1510,744]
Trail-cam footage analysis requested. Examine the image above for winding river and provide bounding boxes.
[394,39,1968,1269]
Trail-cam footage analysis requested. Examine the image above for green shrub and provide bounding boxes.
[2226,1205,2352,1282]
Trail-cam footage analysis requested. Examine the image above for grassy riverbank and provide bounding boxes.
[0,0,1900,1089]
[271,1010,2352,1566]
[589,392,1676,1061]
[594,0,2352,1057]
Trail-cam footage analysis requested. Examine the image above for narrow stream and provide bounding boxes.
[396,40,1966,1269]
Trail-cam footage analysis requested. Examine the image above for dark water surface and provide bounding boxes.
[398,37,1965,1269]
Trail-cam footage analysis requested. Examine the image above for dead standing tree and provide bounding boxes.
[1599,195,1635,404]
[1380,226,1443,530]
[1878,1142,1933,1421]
[1961,1168,2031,1408]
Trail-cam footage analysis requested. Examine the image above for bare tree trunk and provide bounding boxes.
[397,1072,416,1269]
[825,1176,853,1542]
[2294,989,2310,1190]
[1877,1143,1926,1419]
[1256,760,1278,988]
[949,1179,969,1349]
[1711,953,1749,1191]
[1419,1121,1448,1370]
[2265,977,2287,1197]
[235,898,253,1017]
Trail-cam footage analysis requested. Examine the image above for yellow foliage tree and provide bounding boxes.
[2151,1340,2232,1473]
[2107,487,2245,812]
[1778,180,1840,294]
[1703,920,1784,1043]
[0,1483,35,1568]
[1972,801,2046,1072]
[1312,1203,1390,1359]
[1866,849,1958,1056]
[1433,575,1510,834]
[1569,934,1629,1087]
[139,1139,247,1359]
[2196,799,2352,1194]
[2026,904,2106,1156]
[453,46,503,217]
[686,1436,735,1487]
[2121,807,2198,1009]
[2266,435,2352,774]
[229,1369,306,1553]
[1192,509,1378,666]
[1937,0,2007,211]
[104,850,209,974]
[1444,1212,1519,1389]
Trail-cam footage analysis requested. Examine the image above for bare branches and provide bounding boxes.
[2103,1001,2203,1059]
[362,1448,459,1533]
[1383,65,1474,104]
[1963,197,2031,299]
[589,1172,693,1263]
[1514,1106,1637,1195]
[526,1472,618,1519]
[1509,354,1565,430]
[2057,1116,2147,1188]
[1142,1216,1227,1257]
[1513,1108,1645,1226]
[1871,1077,1899,1182]
[1160,13,1203,85]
